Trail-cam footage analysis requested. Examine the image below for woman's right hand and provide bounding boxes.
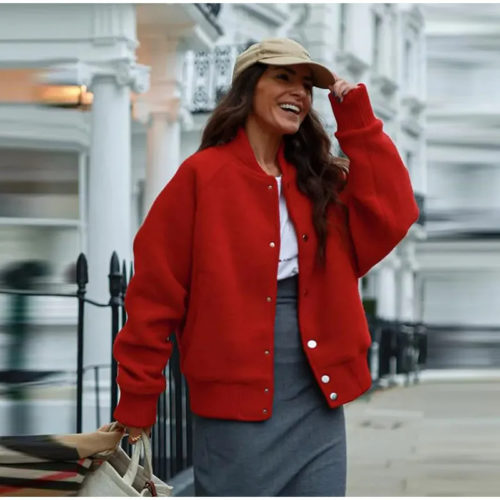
[116,422,153,445]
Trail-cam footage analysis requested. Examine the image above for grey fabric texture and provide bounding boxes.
[192,274,347,497]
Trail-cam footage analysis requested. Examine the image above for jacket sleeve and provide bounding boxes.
[112,159,196,428]
[329,83,419,278]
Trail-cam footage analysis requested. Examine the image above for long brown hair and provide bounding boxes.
[198,62,349,268]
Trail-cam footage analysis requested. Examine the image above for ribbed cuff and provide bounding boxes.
[113,390,159,428]
[328,83,378,132]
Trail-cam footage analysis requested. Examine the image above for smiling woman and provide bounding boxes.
[197,46,350,263]
[249,64,313,141]
[113,37,419,497]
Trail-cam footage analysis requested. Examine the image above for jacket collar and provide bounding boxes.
[231,126,293,181]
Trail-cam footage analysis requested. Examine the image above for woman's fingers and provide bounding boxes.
[328,72,358,102]
[127,426,143,444]
[114,421,153,444]
[125,425,153,445]
[113,422,126,432]
[329,73,347,101]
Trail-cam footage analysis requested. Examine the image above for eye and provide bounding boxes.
[276,73,312,94]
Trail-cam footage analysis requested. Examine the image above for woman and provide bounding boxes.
[113,38,419,496]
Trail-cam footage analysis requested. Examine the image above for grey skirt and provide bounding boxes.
[192,274,346,496]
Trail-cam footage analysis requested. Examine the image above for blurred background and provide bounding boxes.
[0,2,499,495]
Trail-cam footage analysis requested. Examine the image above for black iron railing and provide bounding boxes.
[365,317,427,389]
[0,251,192,481]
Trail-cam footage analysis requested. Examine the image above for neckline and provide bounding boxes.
[232,126,287,179]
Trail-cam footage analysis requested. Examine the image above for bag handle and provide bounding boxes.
[122,429,154,487]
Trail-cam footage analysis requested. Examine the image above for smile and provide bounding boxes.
[278,103,301,114]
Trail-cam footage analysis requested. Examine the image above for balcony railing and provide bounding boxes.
[183,42,254,114]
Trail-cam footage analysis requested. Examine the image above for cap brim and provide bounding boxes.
[259,56,335,89]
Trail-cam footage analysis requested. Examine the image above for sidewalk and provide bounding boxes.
[344,377,500,496]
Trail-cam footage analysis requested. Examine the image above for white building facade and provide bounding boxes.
[0,3,425,434]
[418,4,500,368]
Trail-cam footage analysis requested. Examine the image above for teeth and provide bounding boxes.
[279,103,300,114]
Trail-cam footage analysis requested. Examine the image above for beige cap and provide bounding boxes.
[232,38,335,89]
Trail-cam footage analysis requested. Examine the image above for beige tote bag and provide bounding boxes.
[79,422,173,497]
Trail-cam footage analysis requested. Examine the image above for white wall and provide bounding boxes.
[428,61,500,107]
[428,163,500,211]
[420,4,500,341]
[423,271,500,326]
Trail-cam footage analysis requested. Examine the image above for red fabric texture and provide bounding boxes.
[113,83,419,427]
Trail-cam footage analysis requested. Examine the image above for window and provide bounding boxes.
[339,4,347,51]
[404,39,411,87]
[373,12,383,73]
[404,25,419,93]
[405,150,414,176]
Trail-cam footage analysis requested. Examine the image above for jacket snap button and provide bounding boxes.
[269,241,276,248]
[302,234,309,241]
[266,296,272,302]
[307,340,317,349]
[263,408,268,414]
[264,350,270,355]
[268,184,273,189]
[329,392,338,401]
[264,387,269,392]
[321,375,330,383]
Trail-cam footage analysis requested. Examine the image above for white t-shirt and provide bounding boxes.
[275,176,299,280]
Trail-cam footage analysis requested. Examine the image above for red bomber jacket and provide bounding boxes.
[113,83,419,427]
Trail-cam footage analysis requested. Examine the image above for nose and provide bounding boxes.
[290,84,307,100]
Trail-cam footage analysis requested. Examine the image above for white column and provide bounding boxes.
[83,61,149,431]
[398,269,415,322]
[348,4,371,64]
[138,35,186,214]
[414,272,425,323]
[375,253,400,321]
[397,241,418,322]
[78,151,88,256]
[144,111,182,212]
[88,73,131,283]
